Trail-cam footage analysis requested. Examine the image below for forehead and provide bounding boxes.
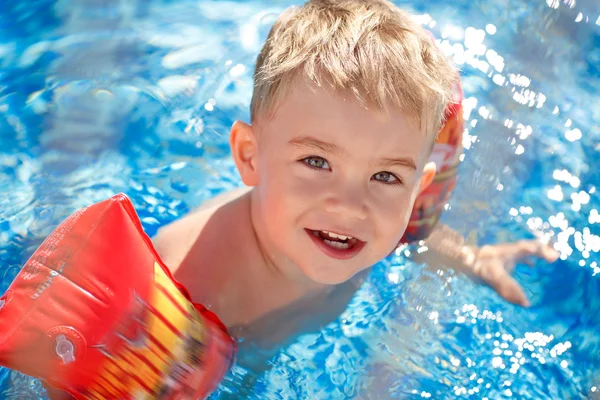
[266,80,415,130]
[258,80,431,164]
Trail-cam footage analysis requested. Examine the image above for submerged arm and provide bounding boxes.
[412,224,559,307]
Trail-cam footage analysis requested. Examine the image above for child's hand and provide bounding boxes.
[417,224,560,307]
[468,240,560,307]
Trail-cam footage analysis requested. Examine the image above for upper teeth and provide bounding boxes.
[322,231,353,241]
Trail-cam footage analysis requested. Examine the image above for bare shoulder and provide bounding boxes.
[152,186,251,273]
[191,186,251,213]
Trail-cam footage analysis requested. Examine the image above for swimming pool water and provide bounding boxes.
[1,0,599,398]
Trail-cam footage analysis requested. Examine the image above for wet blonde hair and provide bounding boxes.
[251,0,458,140]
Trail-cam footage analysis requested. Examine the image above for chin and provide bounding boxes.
[299,262,361,286]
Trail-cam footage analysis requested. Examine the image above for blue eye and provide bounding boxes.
[302,156,330,170]
[372,171,401,185]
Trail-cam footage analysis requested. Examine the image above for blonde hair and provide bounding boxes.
[251,0,458,139]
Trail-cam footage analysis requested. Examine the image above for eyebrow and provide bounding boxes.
[289,136,342,155]
[288,135,417,171]
[378,157,417,171]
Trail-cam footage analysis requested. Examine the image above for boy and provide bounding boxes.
[153,0,558,346]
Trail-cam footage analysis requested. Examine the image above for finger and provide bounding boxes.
[512,240,560,262]
[540,243,560,263]
[481,266,530,307]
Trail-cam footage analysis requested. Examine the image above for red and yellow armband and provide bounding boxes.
[400,79,465,244]
[0,194,234,400]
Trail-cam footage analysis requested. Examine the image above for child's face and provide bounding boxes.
[234,82,434,286]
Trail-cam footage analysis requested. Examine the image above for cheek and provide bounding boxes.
[258,161,312,230]
[262,159,324,206]
[371,189,416,238]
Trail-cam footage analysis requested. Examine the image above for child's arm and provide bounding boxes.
[42,382,75,400]
[413,224,559,307]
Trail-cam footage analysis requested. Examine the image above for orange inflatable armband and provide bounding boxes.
[400,79,465,243]
[0,194,234,399]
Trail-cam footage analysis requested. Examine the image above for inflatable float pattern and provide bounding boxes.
[401,79,465,244]
[0,194,234,400]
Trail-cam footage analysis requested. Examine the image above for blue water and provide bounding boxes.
[1,0,599,398]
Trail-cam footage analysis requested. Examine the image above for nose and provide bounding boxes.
[323,180,368,221]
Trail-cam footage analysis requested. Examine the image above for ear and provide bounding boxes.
[417,161,436,194]
[230,120,259,186]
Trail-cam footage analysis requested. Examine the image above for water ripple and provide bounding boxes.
[0,0,599,398]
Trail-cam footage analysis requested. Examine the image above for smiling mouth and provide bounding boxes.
[305,229,366,259]
[311,229,358,249]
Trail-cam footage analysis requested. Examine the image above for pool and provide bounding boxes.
[1,0,599,398]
